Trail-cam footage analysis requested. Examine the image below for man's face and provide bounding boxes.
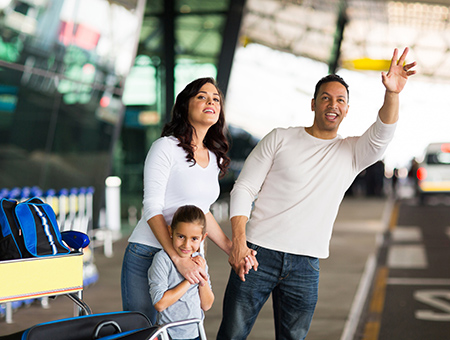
[311,81,349,136]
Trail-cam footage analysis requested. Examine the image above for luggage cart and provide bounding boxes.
[0,190,92,323]
[0,311,151,340]
[0,252,88,323]
[101,319,208,340]
[0,315,207,340]
[0,186,98,322]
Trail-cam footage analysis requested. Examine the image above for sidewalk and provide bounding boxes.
[0,197,391,340]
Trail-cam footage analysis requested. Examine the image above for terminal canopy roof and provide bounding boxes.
[240,0,450,82]
[120,0,450,89]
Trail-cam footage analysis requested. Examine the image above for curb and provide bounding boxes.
[340,197,396,340]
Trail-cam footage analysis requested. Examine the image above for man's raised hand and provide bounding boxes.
[382,47,417,94]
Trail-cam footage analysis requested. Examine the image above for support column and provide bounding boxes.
[217,0,247,97]
[328,0,348,74]
[163,0,175,123]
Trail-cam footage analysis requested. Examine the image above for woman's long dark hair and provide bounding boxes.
[161,77,230,177]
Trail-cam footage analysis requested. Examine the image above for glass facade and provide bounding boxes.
[117,0,232,208]
[0,0,145,219]
[0,0,241,224]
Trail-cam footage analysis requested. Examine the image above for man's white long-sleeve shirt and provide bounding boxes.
[230,116,396,258]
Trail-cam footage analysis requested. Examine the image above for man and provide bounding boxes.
[217,48,416,340]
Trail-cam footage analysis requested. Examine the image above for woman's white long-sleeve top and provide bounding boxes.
[128,136,220,248]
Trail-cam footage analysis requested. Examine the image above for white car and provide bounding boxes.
[416,142,450,203]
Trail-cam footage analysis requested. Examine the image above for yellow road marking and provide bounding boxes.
[362,266,389,340]
[388,202,400,232]
[362,201,400,339]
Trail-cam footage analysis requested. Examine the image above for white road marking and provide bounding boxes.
[387,278,450,285]
[391,226,422,242]
[387,245,428,269]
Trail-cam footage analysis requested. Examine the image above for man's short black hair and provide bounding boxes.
[313,74,349,102]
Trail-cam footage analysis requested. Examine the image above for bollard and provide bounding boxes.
[104,176,122,257]
[59,188,69,231]
[68,188,79,231]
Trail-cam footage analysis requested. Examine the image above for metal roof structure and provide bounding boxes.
[135,0,450,120]
[139,0,230,62]
[240,0,450,82]
[137,0,242,119]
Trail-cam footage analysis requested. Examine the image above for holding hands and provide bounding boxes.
[229,241,258,282]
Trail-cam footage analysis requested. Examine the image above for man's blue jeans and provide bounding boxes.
[217,243,320,340]
[121,242,161,325]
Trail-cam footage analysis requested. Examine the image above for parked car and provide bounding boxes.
[415,142,450,203]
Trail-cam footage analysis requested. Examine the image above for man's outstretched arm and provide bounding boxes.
[379,47,417,124]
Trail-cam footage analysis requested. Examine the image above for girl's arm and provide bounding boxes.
[199,281,214,311]
[192,255,214,311]
[153,280,191,312]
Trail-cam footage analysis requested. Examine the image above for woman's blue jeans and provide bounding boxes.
[217,243,320,340]
[121,242,161,325]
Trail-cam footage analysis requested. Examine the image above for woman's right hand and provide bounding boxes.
[192,254,206,270]
[173,256,208,285]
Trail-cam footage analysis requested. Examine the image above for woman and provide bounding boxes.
[121,77,232,323]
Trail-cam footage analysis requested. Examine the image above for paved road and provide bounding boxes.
[1,197,390,340]
[356,196,450,340]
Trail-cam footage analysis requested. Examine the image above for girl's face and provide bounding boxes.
[170,222,206,258]
[187,82,221,131]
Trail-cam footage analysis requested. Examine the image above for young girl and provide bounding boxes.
[148,205,214,340]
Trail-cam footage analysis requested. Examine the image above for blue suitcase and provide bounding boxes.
[0,311,151,340]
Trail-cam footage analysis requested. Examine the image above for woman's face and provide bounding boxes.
[187,82,221,131]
